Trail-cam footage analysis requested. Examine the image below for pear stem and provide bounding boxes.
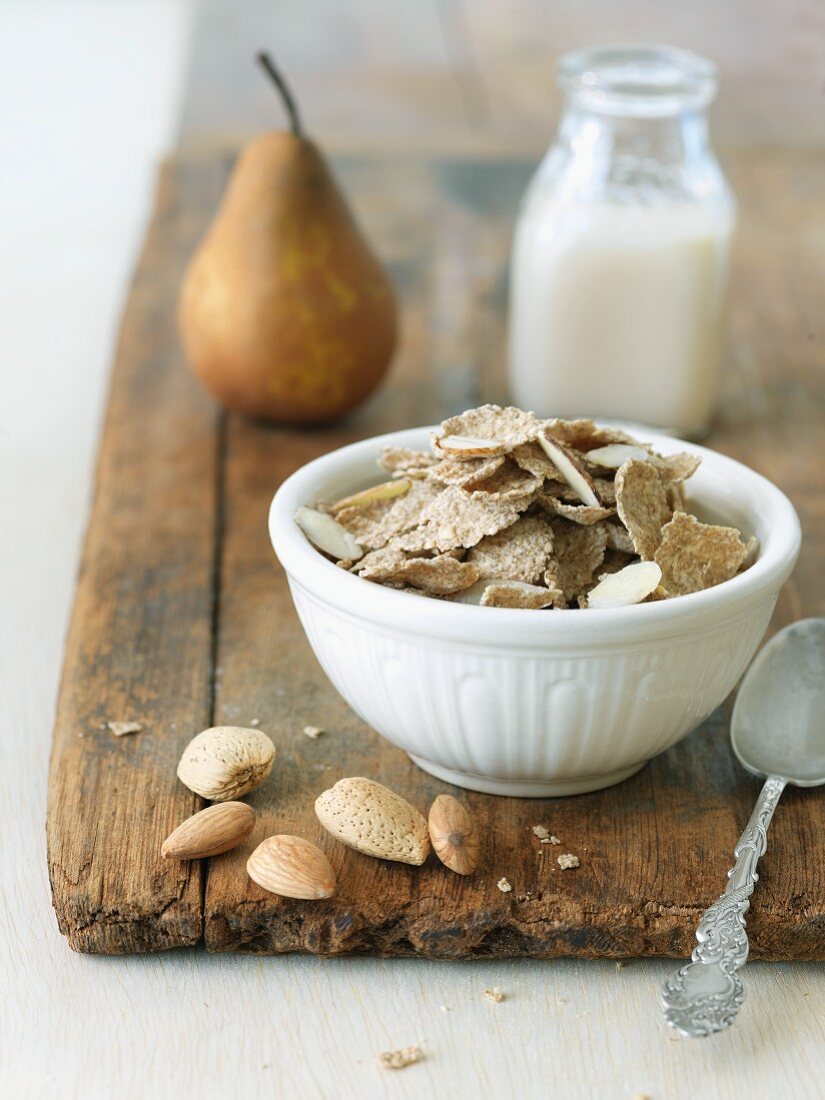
[256,52,303,137]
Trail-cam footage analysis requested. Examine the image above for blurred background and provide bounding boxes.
[184,0,825,151]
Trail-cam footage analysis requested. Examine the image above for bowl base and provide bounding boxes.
[408,755,647,798]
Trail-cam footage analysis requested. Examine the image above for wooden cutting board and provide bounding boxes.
[47,148,825,958]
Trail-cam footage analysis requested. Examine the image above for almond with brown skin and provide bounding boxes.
[247,835,336,899]
[428,794,480,875]
[161,801,256,860]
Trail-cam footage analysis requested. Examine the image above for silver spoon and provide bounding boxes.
[661,617,825,1038]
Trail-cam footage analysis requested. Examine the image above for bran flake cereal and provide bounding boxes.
[467,516,554,584]
[296,405,755,609]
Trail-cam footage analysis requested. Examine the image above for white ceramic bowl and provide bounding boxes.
[269,426,800,797]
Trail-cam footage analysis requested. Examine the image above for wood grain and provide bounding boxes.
[47,147,825,957]
[45,157,227,952]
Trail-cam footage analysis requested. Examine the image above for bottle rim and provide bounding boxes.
[557,45,718,116]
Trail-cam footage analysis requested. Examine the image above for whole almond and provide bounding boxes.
[428,794,480,876]
[161,801,256,860]
[315,777,430,865]
[247,835,336,900]
[176,726,275,801]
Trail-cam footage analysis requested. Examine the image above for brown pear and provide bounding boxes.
[179,54,398,424]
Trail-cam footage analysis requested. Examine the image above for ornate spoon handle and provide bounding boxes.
[660,774,786,1038]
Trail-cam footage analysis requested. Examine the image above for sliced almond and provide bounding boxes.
[428,794,480,876]
[586,561,663,609]
[537,432,599,507]
[435,434,506,457]
[331,479,411,513]
[161,802,256,860]
[247,835,336,900]
[585,444,650,469]
[449,579,494,605]
[295,506,363,562]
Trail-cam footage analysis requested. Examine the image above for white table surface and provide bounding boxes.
[2,4,823,1098]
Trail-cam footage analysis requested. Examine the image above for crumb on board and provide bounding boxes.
[483,988,505,1003]
[303,725,324,739]
[249,718,261,727]
[557,853,580,870]
[107,721,143,737]
[377,1047,423,1070]
[532,825,550,840]
[496,877,512,893]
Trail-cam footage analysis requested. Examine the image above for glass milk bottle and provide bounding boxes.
[508,46,735,436]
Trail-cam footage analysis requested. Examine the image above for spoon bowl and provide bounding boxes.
[732,618,825,786]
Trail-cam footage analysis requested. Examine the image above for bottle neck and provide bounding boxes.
[560,100,709,158]
[552,100,718,201]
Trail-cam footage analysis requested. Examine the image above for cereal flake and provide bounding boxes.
[380,555,482,595]
[435,405,543,453]
[544,418,645,452]
[467,516,554,584]
[378,447,436,474]
[419,485,532,551]
[549,521,608,603]
[468,459,542,501]
[545,498,615,526]
[654,512,749,596]
[615,458,671,560]
[427,454,505,488]
[480,581,557,609]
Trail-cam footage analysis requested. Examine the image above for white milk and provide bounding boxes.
[508,202,732,435]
